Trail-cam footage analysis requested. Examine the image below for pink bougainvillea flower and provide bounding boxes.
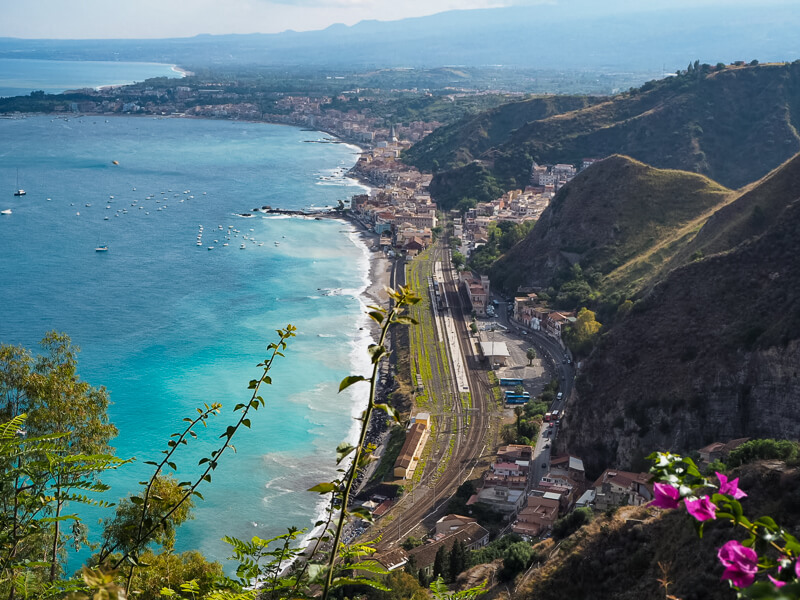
[685,495,717,521]
[716,472,748,499]
[795,560,800,579]
[651,483,681,509]
[768,575,787,588]
[718,540,758,588]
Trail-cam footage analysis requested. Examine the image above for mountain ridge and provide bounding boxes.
[418,62,800,199]
[562,152,800,474]
[1,3,798,69]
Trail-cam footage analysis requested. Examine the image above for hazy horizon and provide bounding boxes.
[1,0,789,40]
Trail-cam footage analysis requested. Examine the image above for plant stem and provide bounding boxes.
[321,302,397,600]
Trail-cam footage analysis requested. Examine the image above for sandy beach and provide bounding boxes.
[360,226,392,307]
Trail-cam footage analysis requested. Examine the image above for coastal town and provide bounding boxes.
[25,75,740,576]
[2,57,787,598]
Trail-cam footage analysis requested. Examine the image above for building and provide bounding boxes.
[512,495,560,537]
[497,444,534,463]
[393,420,430,479]
[478,341,510,367]
[698,438,750,465]
[592,469,653,510]
[470,485,526,517]
[434,514,478,537]
[550,455,586,482]
[461,272,490,316]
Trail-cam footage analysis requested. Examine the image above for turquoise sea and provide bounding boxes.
[0,115,373,567]
[0,58,182,98]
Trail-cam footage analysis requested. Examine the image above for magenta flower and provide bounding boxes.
[651,483,681,509]
[716,472,747,499]
[718,540,758,588]
[684,495,717,521]
[768,575,786,588]
[796,560,800,579]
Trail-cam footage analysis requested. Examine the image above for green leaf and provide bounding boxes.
[374,403,400,423]
[368,311,385,324]
[248,379,258,389]
[308,482,336,494]
[339,375,367,392]
[242,418,251,429]
[336,443,356,464]
[392,315,419,325]
[368,344,388,364]
[129,496,144,506]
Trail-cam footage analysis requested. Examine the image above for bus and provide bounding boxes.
[505,389,530,398]
[544,412,552,422]
[499,378,524,387]
[504,395,529,405]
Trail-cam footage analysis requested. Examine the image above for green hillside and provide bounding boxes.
[488,155,732,302]
[417,62,800,205]
[403,94,597,172]
[563,153,800,474]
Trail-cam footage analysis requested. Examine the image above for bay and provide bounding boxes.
[0,58,183,98]
[0,115,373,567]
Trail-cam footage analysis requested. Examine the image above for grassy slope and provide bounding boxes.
[403,95,598,172]
[508,63,800,189]
[418,63,800,205]
[489,155,731,298]
[565,168,800,473]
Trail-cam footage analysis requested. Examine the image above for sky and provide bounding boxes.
[0,0,778,39]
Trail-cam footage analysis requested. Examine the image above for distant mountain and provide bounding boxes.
[489,155,732,300]
[0,1,798,70]
[419,62,800,198]
[562,152,800,474]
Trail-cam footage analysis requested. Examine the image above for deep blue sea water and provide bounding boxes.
[0,58,182,98]
[0,115,373,567]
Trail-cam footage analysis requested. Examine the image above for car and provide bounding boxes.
[541,462,547,468]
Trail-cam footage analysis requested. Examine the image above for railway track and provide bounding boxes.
[374,238,498,551]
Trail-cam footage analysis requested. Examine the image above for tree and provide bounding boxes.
[451,251,465,270]
[433,545,449,580]
[563,308,602,356]
[500,541,535,581]
[448,540,466,582]
[0,332,118,582]
[526,347,537,365]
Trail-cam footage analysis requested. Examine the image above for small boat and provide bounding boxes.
[13,169,25,196]
[207,246,214,250]
[240,243,246,249]
[1,209,11,215]
[95,246,108,252]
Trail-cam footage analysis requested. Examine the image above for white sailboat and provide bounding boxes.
[13,169,26,196]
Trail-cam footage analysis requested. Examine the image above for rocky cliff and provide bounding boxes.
[564,166,800,474]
